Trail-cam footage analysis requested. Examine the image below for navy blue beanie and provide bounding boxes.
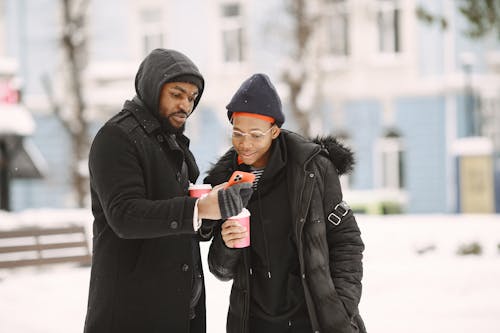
[226,73,285,127]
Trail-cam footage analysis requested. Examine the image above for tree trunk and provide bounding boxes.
[281,0,320,137]
[60,0,89,207]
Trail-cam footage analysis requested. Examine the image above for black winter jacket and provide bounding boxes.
[206,130,366,333]
[84,49,207,333]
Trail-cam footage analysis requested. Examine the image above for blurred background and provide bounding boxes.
[1,0,500,214]
[0,0,499,332]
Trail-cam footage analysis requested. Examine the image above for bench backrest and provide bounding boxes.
[0,225,91,269]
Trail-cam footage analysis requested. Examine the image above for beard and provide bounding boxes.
[160,112,187,135]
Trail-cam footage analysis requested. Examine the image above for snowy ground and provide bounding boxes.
[0,211,499,332]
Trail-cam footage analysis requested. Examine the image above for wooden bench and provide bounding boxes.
[0,225,91,269]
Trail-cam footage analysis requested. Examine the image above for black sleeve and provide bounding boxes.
[322,159,365,318]
[89,124,198,239]
[207,221,243,281]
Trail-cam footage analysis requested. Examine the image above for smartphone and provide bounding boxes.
[225,171,256,188]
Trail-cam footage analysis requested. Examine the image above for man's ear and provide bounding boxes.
[271,126,281,139]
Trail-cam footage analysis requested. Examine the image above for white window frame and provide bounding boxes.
[324,0,350,58]
[375,0,401,55]
[375,136,405,190]
[480,94,500,151]
[139,7,165,57]
[220,2,245,64]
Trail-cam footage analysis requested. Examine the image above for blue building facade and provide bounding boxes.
[4,0,500,213]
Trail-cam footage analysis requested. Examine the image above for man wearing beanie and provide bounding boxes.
[84,49,252,333]
[205,73,366,333]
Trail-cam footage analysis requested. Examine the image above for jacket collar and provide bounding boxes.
[124,98,161,134]
[123,98,198,182]
[280,130,321,166]
[125,97,191,146]
[257,135,287,181]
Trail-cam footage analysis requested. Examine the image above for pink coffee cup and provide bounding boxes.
[228,208,251,248]
[189,184,212,198]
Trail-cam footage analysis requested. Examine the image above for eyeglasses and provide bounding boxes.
[232,127,273,140]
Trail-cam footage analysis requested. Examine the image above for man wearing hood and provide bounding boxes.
[84,49,251,332]
[205,73,366,333]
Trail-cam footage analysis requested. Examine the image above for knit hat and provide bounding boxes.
[166,74,204,95]
[226,73,285,127]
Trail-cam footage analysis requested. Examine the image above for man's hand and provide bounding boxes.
[197,183,226,220]
[197,182,253,220]
[221,219,248,248]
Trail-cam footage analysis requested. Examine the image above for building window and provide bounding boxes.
[140,8,164,57]
[376,0,401,54]
[377,129,405,189]
[480,95,500,151]
[324,0,350,56]
[220,2,245,63]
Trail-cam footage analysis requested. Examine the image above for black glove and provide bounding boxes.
[218,182,253,219]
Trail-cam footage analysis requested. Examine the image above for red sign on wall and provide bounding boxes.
[0,81,19,104]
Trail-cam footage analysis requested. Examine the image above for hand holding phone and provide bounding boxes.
[225,171,256,188]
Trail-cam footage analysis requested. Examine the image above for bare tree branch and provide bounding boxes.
[40,73,72,135]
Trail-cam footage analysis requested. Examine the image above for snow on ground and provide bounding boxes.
[0,211,499,332]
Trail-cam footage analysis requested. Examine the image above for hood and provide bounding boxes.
[280,130,355,176]
[134,48,205,116]
[312,135,355,175]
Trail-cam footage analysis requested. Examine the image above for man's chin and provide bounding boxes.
[239,155,256,165]
[170,120,185,130]
[172,123,186,134]
[160,117,185,134]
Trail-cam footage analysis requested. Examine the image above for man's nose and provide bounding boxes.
[178,97,192,113]
[239,135,253,147]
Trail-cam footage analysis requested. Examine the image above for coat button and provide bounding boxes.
[182,264,189,272]
[309,173,314,178]
[170,221,178,229]
[156,134,164,142]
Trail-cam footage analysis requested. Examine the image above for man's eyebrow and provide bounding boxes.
[172,85,199,97]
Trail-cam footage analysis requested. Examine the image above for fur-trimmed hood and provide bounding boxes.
[275,130,355,176]
[312,135,355,175]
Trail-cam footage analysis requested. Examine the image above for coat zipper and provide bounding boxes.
[295,150,323,332]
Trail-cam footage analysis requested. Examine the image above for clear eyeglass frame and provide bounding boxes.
[231,127,273,140]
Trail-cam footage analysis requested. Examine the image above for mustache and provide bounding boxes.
[167,110,190,119]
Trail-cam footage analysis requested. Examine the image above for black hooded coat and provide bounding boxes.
[205,131,366,333]
[84,49,207,332]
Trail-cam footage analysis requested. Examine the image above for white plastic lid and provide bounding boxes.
[189,184,212,190]
[232,208,250,218]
